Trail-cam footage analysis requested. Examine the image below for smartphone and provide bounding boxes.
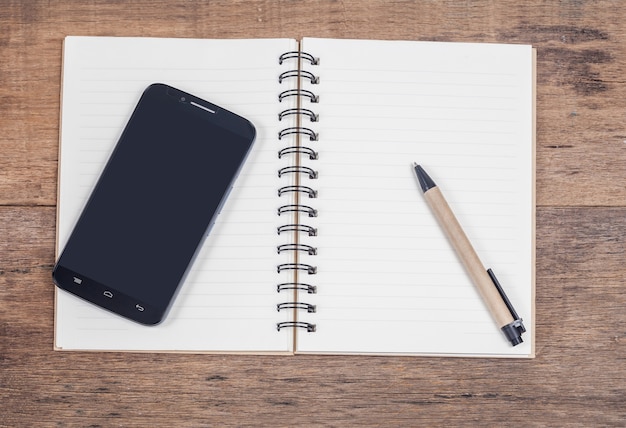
[53,83,256,325]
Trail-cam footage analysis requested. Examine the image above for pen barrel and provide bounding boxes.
[424,187,515,328]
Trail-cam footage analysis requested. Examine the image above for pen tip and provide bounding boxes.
[414,164,437,192]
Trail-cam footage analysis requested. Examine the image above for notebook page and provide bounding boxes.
[295,38,534,356]
[55,37,298,352]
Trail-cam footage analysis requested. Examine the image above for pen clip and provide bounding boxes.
[487,268,526,346]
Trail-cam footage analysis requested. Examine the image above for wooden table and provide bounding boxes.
[2,1,625,426]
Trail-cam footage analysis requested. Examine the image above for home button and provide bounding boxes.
[103,290,113,298]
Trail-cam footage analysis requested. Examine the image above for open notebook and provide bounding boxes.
[55,36,535,357]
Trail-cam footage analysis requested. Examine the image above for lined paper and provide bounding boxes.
[295,38,534,356]
[55,37,298,352]
[56,36,534,357]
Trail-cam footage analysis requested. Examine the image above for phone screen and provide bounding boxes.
[53,84,256,325]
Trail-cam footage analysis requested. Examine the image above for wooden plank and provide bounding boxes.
[0,1,625,206]
[1,1,625,426]
[1,206,624,426]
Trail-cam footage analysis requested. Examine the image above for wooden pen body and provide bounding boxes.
[424,186,514,328]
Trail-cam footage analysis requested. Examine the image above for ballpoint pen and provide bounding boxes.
[413,163,526,346]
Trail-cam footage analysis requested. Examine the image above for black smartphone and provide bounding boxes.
[53,83,256,325]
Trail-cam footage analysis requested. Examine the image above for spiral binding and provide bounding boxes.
[277,204,318,217]
[278,146,318,160]
[276,48,320,334]
[278,51,319,65]
[278,166,318,179]
[278,108,318,122]
[277,263,317,275]
[277,302,317,313]
[277,282,317,294]
[278,70,319,85]
[277,244,318,255]
[277,321,316,332]
[278,127,318,141]
[278,185,318,199]
[277,224,317,237]
[279,89,319,103]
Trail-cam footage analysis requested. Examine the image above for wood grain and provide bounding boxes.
[1,1,625,426]
[1,206,624,426]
